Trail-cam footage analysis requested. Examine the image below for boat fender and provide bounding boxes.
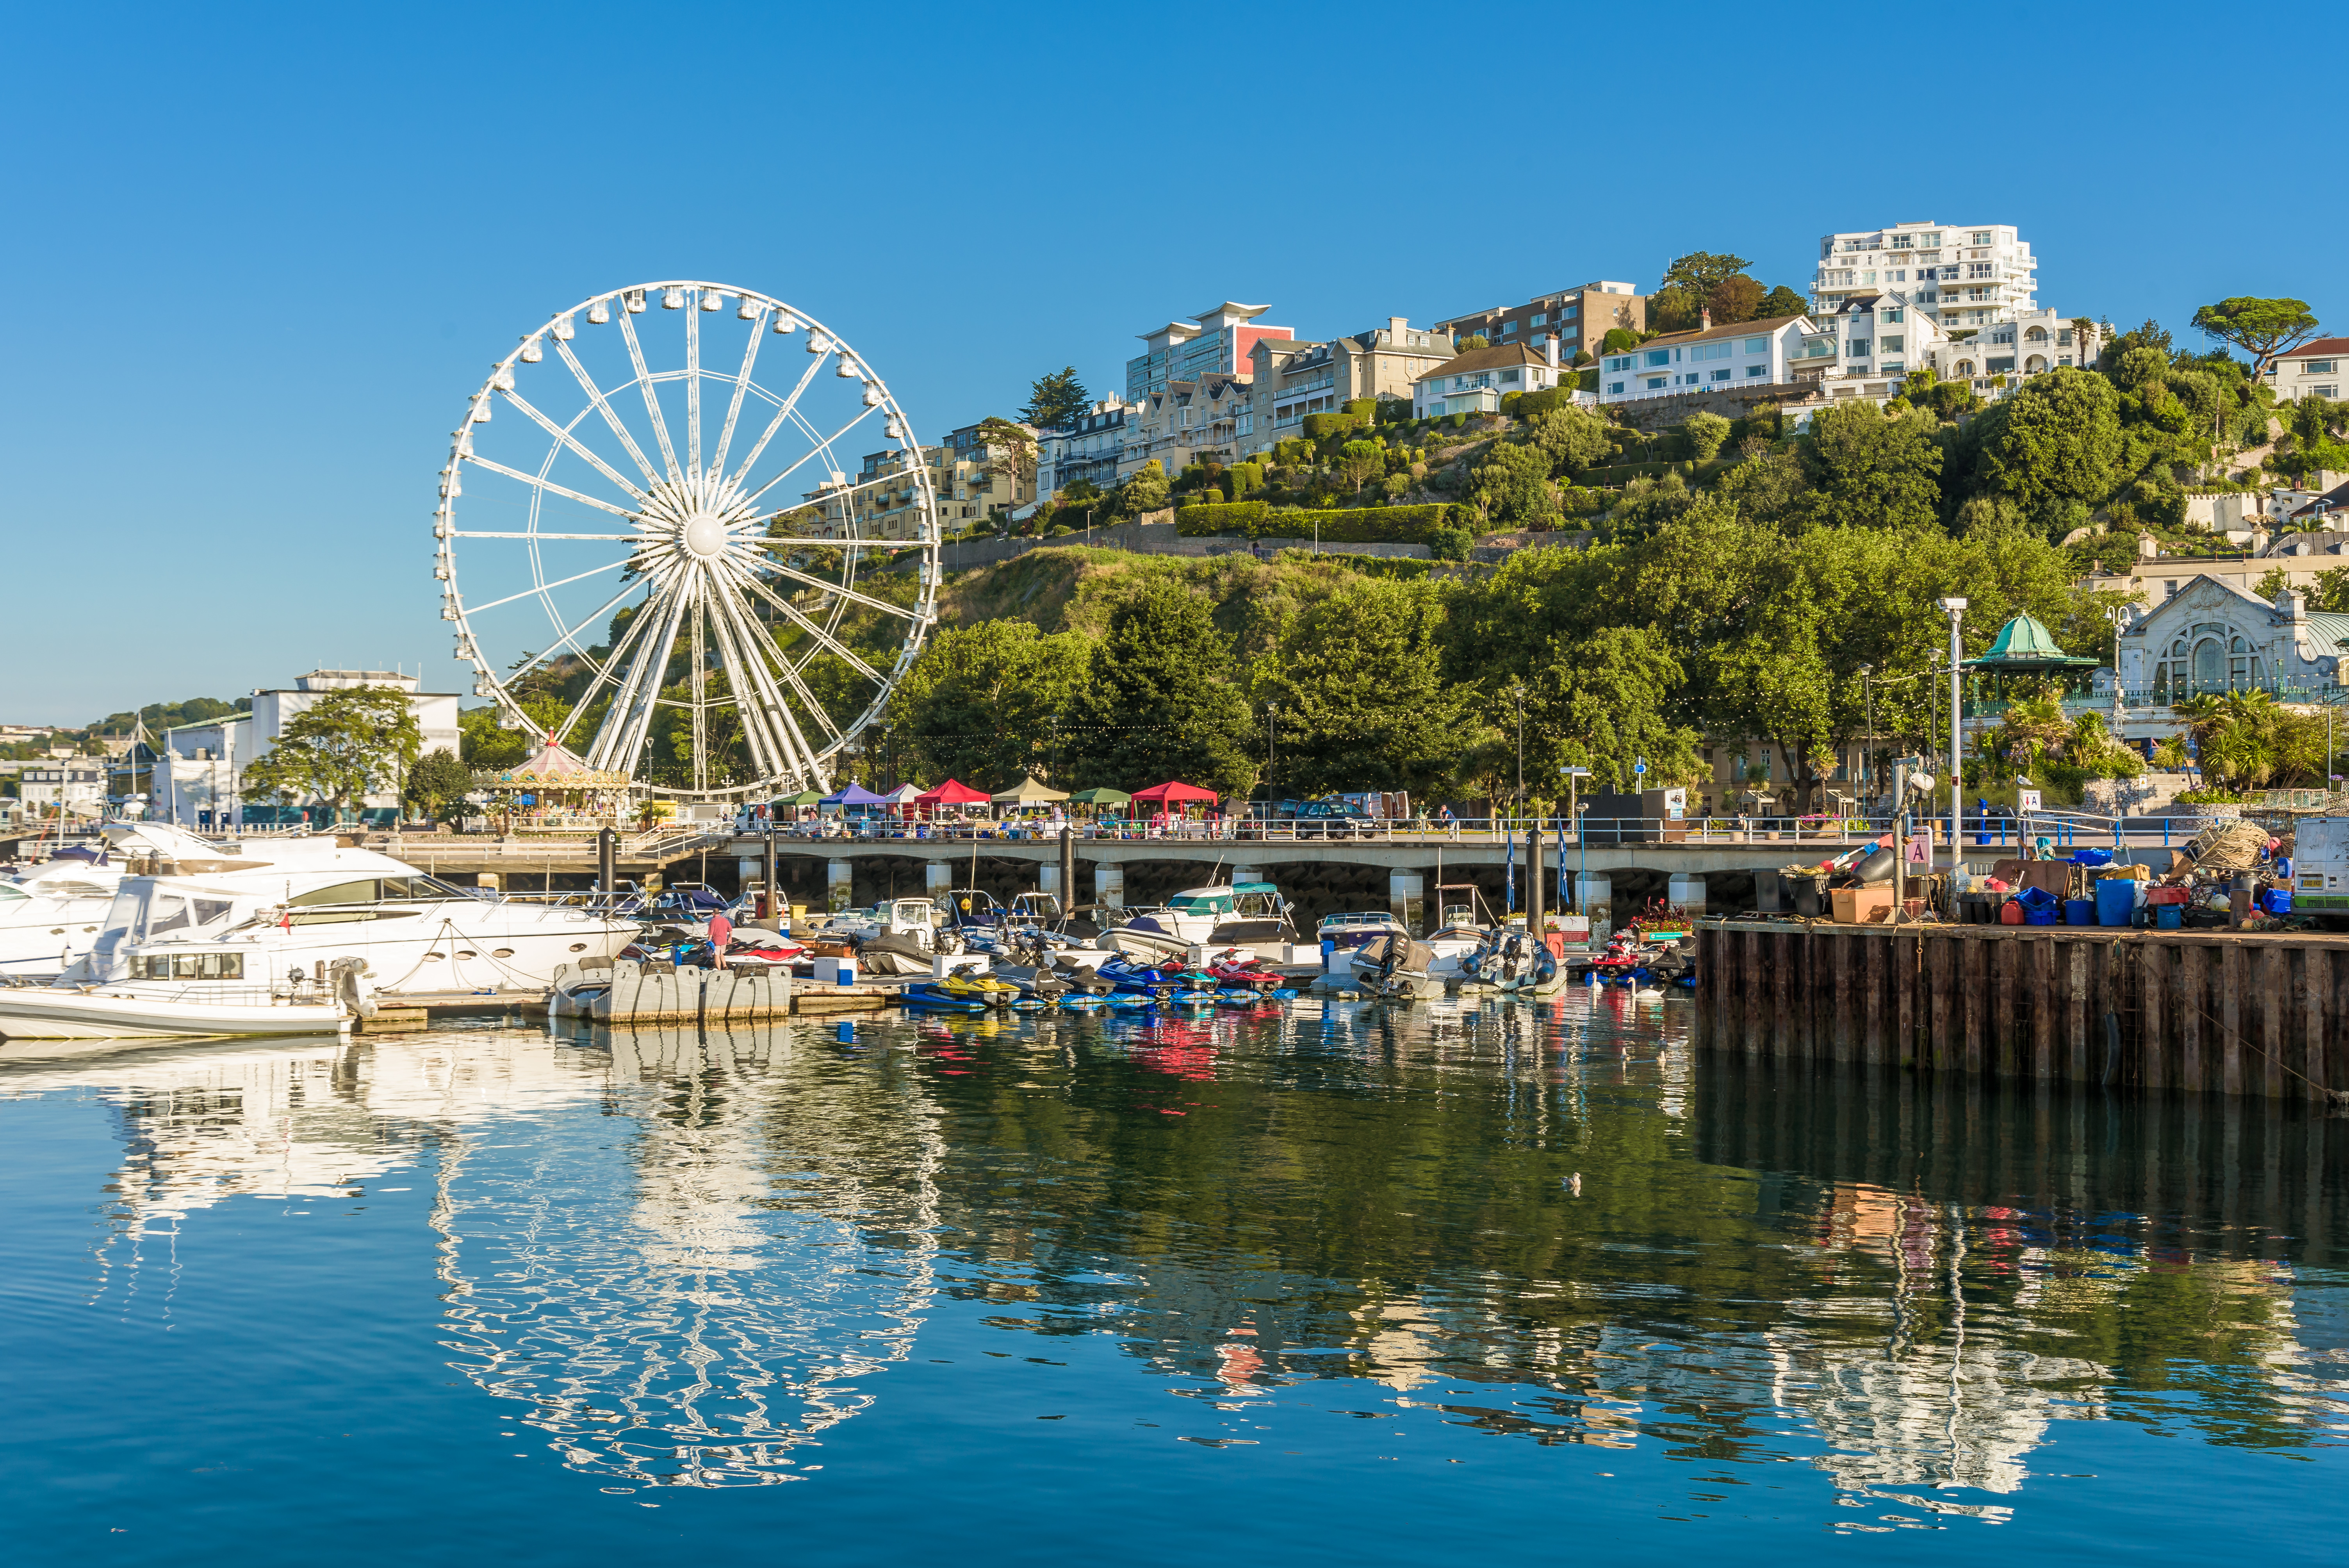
[330,956,378,1019]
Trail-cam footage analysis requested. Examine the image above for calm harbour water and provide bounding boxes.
[3,994,2345,1565]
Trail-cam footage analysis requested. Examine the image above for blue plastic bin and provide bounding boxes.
[2071,848,2113,868]
[2024,909,2058,925]
[2263,888,2294,915]
[2064,897,2097,925]
[2095,879,2137,927]
[2155,904,2183,930]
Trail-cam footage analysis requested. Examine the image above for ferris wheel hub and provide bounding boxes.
[682,513,728,558]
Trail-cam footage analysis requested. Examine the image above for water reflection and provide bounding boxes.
[4,994,2345,1522]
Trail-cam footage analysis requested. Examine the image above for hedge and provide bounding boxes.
[1302,410,1367,440]
[1176,501,1467,542]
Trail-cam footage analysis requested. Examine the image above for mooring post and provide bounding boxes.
[1059,827,1077,921]
[597,825,616,896]
[763,829,779,921]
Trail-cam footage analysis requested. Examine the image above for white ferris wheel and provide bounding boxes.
[435,281,941,800]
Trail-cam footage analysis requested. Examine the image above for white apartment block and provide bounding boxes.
[1126,303,1293,402]
[18,764,107,814]
[1811,221,2036,333]
[1597,315,1817,406]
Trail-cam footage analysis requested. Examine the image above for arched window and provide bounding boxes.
[2026,326,2048,342]
[1953,360,1975,377]
[2194,637,2224,691]
[2026,354,2049,373]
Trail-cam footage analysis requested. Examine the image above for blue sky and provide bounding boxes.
[2,0,2340,727]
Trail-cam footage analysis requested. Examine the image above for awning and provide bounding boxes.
[1131,780,1220,807]
[914,778,992,806]
[776,788,826,806]
[822,782,891,807]
[1963,612,2099,673]
[880,784,925,804]
[1066,786,1132,806]
[991,777,1071,804]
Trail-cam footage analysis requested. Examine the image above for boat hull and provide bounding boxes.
[0,988,347,1040]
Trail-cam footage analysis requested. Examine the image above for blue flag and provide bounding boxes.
[1557,820,1569,903]
[1505,832,1516,914]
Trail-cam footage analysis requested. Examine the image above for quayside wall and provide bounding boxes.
[1691,921,2349,1103]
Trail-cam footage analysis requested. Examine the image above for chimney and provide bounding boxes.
[1544,333,1560,368]
[1700,306,1713,331]
[1388,315,1408,341]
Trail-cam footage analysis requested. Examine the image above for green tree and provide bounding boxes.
[403,747,472,821]
[1260,579,1477,795]
[1337,439,1385,490]
[1705,274,1765,325]
[975,415,1037,512]
[1469,440,1560,528]
[1756,284,1808,319]
[1021,366,1091,429]
[1064,580,1256,796]
[241,685,422,822]
[1536,626,1705,792]
[1458,333,1490,350]
[2190,297,2320,381]
[1659,250,1752,301]
[1683,410,1732,462]
[1600,327,1641,355]
[1525,405,1613,473]
[1647,286,1700,334]
[888,620,1091,790]
[1972,367,2123,524]
[1795,400,1944,529]
[1112,458,1170,520]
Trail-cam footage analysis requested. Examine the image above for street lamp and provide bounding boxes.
[1508,682,1527,820]
[1938,596,1968,879]
[1561,765,1590,910]
[1265,702,1280,807]
[1859,662,1874,809]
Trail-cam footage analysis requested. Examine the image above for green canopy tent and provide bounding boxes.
[1066,786,1132,821]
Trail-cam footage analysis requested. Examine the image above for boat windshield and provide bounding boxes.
[289,875,470,907]
[1167,894,1235,914]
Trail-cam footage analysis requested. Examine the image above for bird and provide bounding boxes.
[1564,1172,1583,1196]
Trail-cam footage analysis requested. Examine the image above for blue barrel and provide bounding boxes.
[2064,897,2098,925]
[2095,879,2136,927]
[2156,904,2183,929]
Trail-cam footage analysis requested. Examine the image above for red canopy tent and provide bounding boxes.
[1130,780,1220,818]
[913,778,992,816]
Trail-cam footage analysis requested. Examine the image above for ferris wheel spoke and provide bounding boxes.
[735,412,883,517]
[503,390,648,503]
[451,531,644,541]
[463,556,630,616]
[710,308,767,479]
[750,558,918,623]
[586,574,691,777]
[684,296,703,476]
[618,311,684,484]
[722,563,884,683]
[501,575,648,681]
[728,353,827,488]
[547,580,665,749]
[554,339,663,485]
[707,570,840,768]
[465,456,641,520]
[700,574,812,780]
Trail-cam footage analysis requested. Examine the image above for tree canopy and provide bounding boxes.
[1021,367,1092,429]
[241,685,421,820]
[2190,297,2320,380]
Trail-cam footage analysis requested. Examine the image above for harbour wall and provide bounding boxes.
[1691,921,2349,1103]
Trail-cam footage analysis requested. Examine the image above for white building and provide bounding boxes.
[148,671,459,827]
[1811,221,2037,332]
[2265,336,2347,402]
[18,764,107,815]
[1125,303,1293,402]
[1037,397,1139,497]
[1596,315,1817,406]
[1412,338,1572,419]
[2116,577,2349,703]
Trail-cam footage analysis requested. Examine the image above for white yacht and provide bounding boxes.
[0,833,640,1041]
[1105,881,1291,959]
[0,822,233,978]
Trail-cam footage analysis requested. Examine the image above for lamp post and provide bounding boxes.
[1561,765,1589,912]
[1859,662,1873,812]
[1266,702,1280,804]
[1939,596,1968,879]
[1508,682,1527,822]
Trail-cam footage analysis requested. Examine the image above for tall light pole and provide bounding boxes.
[1265,702,1280,805]
[1509,682,1527,821]
[1561,764,1589,912]
[1859,662,1874,811]
[1939,596,1968,877]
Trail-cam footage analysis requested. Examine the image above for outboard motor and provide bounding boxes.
[328,956,377,1019]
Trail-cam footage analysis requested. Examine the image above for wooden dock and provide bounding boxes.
[1691,920,2349,1103]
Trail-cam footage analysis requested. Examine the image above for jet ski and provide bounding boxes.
[902,963,1021,1011]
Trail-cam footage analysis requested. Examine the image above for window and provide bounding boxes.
[2318,386,2340,398]
[1970,230,1993,244]
[1604,355,1633,371]
[1501,320,1518,335]
[1847,340,1871,357]
[2025,325,2048,341]
[2308,359,2338,374]
[1892,233,1913,249]
[1922,233,1941,248]
[1743,336,1768,354]
[1968,262,1994,278]
[1880,362,1903,374]
[1530,312,1547,326]
[1987,356,2015,373]
[1710,367,1732,382]
[1861,271,1877,285]
[1882,308,1902,323]
[1643,349,1670,367]
[2057,328,2073,345]
[1501,369,1520,383]
[1746,364,1768,378]
[1645,376,1667,390]
[1607,381,1625,395]
[1882,335,1904,352]
[1690,342,1731,361]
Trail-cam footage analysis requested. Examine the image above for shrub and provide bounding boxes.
[1683,410,1732,461]
[1445,412,1469,430]
[1342,399,1378,419]
[1228,461,1265,498]
[1174,501,1467,543]
[1175,499,1271,536]
[1303,410,1366,440]
[1426,525,1474,560]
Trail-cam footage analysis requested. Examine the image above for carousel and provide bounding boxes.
[475,739,635,830]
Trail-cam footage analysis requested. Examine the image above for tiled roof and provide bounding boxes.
[1414,342,1554,381]
[2278,337,2349,360]
[1639,313,1811,350]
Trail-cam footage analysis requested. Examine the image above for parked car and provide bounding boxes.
[1292,800,1374,839]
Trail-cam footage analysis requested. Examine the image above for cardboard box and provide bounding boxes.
[1832,886,1897,925]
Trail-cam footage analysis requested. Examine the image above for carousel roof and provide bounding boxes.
[479,739,632,790]
[1964,613,2099,672]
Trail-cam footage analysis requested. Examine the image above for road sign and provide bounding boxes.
[1633,757,1647,775]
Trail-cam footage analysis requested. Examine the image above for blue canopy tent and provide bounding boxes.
[820,782,892,817]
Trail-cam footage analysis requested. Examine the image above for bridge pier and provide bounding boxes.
[1389,871,1425,935]
[1094,863,1125,909]
[1668,873,1708,918]
[1577,873,1613,943]
[925,863,954,898]
[826,859,855,912]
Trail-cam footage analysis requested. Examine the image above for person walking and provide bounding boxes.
[1442,804,1458,841]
